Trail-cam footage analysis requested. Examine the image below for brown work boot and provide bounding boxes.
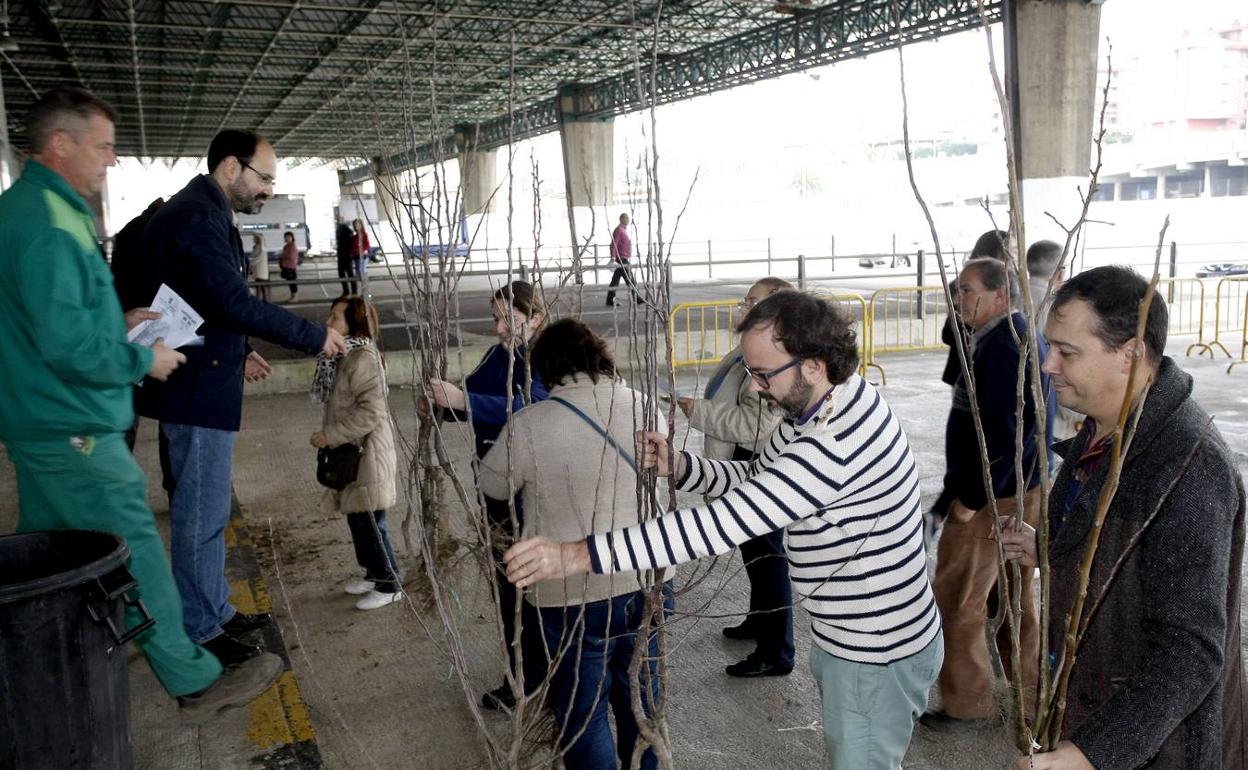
[177,652,284,724]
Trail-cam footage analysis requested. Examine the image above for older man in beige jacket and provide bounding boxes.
[677,277,793,677]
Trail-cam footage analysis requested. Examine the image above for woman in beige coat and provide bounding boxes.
[310,295,401,611]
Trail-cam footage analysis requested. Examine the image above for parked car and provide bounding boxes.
[1196,263,1248,278]
[858,253,913,268]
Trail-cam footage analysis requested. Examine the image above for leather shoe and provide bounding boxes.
[725,654,793,678]
[222,611,272,636]
[918,710,986,733]
[202,633,263,669]
[721,623,759,641]
[481,683,517,711]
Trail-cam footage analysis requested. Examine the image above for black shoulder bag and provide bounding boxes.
[317,443,363,490]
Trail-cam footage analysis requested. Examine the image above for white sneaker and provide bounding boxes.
[355,590,403,611]
[343,578,375,596]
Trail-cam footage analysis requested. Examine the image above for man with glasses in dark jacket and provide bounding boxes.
[140,129,347,668]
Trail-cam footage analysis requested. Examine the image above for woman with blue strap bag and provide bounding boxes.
[479,318,670,770]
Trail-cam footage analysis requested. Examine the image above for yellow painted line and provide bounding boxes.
[278,671,316,743]
[228,577,259,614]
[245,671,316,748]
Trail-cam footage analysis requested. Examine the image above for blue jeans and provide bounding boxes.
[162,422,238,643]
[539,587,673,770]
[354,257,368,285]
[346,510,402,592]
[810,633,944,769]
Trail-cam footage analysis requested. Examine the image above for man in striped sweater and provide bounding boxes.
[505,291,943,769]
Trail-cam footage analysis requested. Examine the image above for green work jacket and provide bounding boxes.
[0,160,152,441]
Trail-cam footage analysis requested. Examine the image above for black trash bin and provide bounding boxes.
[0,530,155,770]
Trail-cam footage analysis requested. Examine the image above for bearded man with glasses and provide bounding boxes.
[139,129,347,668]
[506,290,942,769]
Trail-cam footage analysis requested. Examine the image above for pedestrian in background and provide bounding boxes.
[249,233,270,302]
[352,218,371,286]
[280,230,299,303]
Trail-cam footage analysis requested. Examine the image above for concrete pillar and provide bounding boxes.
[1012,0,1103,245]
[455,125,498,215]
[371,157,419,254]
[87,176,110,239]
[0,73,13,192]
[557,84,614,208]
[371,157,403,227]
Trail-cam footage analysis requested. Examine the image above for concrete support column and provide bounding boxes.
[557,84,614,286]
[455,125,498,215]
[1012,0,1103,245]
[88,176,110,240]
[371,157,403,226]
[557,84,614,208]
[0,73,14,192]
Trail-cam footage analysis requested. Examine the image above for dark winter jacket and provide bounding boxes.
[449,343,549,459]
[138,175,326,431]
[938,311,1053,513]
[1049,357,1247,770]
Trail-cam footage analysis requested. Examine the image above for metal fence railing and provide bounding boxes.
[668,294,869,377]
[667,276,1248,383]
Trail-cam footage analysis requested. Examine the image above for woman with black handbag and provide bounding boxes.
[310,295,402,611]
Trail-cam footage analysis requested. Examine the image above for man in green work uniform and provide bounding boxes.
[0,86,281,720]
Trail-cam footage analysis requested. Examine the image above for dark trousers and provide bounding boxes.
[346,510,403,593]
[336,255,357,295]
[605,264,639,305]
[539,587,673,770]
[124,416,175,500]
[732,445,795,665]
[486,495,546,688]
[280,266,298,298]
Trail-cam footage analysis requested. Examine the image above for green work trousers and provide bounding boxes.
[7,432,222,698]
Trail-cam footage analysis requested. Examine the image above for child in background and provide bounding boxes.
[310,295,403,611]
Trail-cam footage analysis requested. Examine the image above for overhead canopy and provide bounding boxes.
[0,0,1001,163]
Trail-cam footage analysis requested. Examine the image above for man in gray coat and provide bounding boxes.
[1003,265,1246,770]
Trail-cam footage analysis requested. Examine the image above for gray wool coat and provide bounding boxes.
[1048,357,1247,770]
[321,345,397,514]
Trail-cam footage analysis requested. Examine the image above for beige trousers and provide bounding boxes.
[932,488,1041,719]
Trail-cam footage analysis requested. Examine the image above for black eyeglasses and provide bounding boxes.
[240,160,276,186]
[742,358,800,390]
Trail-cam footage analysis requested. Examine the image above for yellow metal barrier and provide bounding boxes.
[1228,295,1248,374]
[864,285,953,385]
[1150,278,1209,356]
[669,279,1221,383]
[669,300,740,369]
[1190,276,1248,358]
[668,295,869,377]
[827,293,870,379]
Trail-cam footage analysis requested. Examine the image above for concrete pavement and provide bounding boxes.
[2,332,1246,768]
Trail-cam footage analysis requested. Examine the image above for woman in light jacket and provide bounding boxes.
[310,295,402,611]
[479,318,669,770]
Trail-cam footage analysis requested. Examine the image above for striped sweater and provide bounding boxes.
[586,373,940,664]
